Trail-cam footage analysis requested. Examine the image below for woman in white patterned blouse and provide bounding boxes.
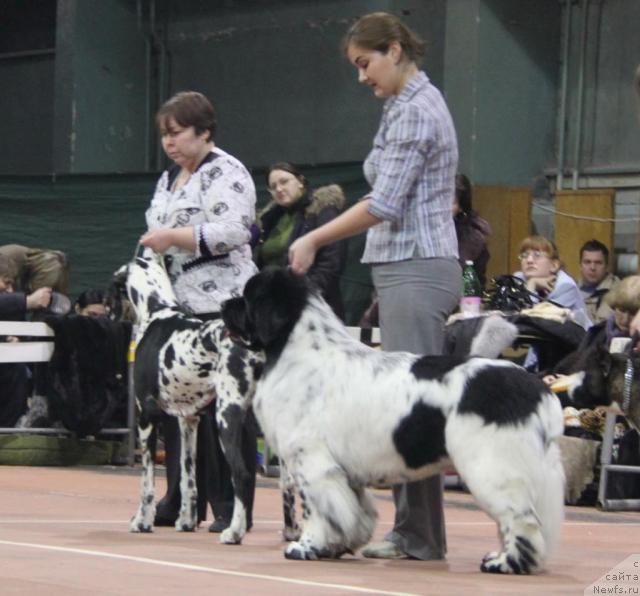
[140,91,257,535]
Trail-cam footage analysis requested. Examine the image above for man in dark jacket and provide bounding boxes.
[0,255,52,426]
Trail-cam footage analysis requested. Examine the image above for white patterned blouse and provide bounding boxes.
[145,148,258,314]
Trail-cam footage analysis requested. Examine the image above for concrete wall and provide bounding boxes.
[0,54,55,174]
[2,0,639,187]
[0,1,56,174]
[444,0,560,186]
[53,0,148,173]
[166,0,447,169]
[563,0,640,175]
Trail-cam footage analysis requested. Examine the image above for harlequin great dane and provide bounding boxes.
[222,267,566,573]
[127,250,266,544]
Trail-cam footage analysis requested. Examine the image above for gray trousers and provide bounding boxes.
[371,257,461,560]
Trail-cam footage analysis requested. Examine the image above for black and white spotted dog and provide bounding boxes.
[127,251,264,544]
[222,267,566,574]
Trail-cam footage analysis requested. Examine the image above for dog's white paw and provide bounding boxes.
[175,517,197,532]
[129,517,153,533]
[130,507,155,533]
[282,525,302,542]
[481,551,518,574]
[284,541,318,561]
[219,527,243,545]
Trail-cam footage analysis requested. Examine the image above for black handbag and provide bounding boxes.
[486,275,534,312]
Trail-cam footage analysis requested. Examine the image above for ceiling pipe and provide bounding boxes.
[572,0,590,191]
[555,0,572,191]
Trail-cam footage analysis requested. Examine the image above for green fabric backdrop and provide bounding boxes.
[0,163,374,324]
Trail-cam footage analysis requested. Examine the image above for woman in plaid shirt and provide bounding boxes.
[289,12,461,561]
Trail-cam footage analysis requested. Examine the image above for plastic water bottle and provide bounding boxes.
[460,260,482,317]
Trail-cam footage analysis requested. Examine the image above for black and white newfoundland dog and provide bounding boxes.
[221,267,565,574]
[127,251,264,544]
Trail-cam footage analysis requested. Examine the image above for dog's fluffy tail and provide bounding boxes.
[534,394,566,558]
[469,315,518,359]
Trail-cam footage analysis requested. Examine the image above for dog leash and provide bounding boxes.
[132,242,146,260]
[132,242,171,276]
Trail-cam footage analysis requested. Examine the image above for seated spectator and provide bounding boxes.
[543,276,640,505]
[0,244,69,294]
[0,255,53,321]
[0,255,53,427]
[254,162,346,319]
[74,289,107,317]
[514,235,592,330]
[453,174,491,288]
[548,274,640,379]
[578,239,620,324]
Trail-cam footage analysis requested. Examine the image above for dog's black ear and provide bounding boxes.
[598,345,613,377]
[128,286,141,309]
[147,291,164,314]
[247,267,308,349]
[221,297,250,338]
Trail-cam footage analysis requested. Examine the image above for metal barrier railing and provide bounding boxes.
[1,323,383,472]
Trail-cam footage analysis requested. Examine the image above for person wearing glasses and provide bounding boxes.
[255,162,346,319]
[514,235,591,330]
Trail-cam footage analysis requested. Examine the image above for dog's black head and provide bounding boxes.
[569,343,640,430]
[222,266,309,353]
[569,344,615,409]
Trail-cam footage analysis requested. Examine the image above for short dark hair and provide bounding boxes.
[75,288,105,310]
[341,12,426,65]
[156,91,217,141]
[579,239,609,264]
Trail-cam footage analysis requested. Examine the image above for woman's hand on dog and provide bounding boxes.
[140,227,196,254]
[289,235,318,275]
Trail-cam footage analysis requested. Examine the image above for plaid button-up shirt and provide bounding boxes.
[362,71,459,264]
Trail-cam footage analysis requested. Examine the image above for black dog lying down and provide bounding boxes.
[127,253,266,543]
[222,267,565,574]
